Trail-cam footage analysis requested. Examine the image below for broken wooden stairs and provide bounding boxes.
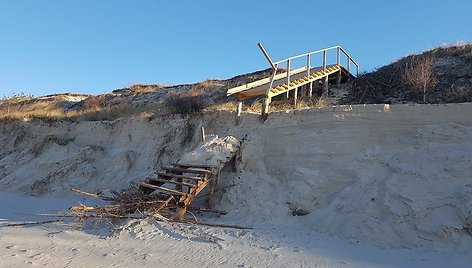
[138,163,220,222]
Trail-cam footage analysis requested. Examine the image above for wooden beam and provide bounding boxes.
[200,127,205,142]
[155,172,204,181]
[257,43,276,70]
[171,163,218,169]
[163,166,212,175]
[138,182,188,196]
[149,178,196,188]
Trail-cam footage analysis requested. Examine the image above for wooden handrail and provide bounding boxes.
[266,45,360,97]
[271,45,359,77]
[273,45,340,64]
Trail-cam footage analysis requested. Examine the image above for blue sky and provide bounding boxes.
[0,0,471,97]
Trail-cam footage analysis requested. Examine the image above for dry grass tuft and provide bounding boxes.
[0,98,170,122]
[243,96,328,113]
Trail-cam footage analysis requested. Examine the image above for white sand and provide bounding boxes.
[1,103,472,266]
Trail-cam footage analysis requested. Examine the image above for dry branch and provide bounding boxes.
[32,188,251,231]
[4,220,62,227]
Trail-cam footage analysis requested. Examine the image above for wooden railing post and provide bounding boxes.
[337,47,340,66]
[347,57,351,73]
[286,59,291,99]
[307,54,312,98]
[323,49,327,71]
[306,54,311,77]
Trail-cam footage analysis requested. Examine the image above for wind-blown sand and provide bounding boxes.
[1,103,472,267]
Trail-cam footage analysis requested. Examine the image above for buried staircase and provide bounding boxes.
[138,135,240,222]
[226,44,359,116]
[138,163,220,221]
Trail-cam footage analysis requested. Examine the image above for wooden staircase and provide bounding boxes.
[226,44,359,116]
[235,64,351,101]
[138,163,219,221]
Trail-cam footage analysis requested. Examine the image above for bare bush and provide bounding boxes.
[167,90,208,114]
[403,55,437,103]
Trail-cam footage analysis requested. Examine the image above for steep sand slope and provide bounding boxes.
[1,103,472,253]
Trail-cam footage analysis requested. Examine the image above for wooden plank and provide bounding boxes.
[155,172,205,181]
[171,163,218,169]
[138,182,188,196]
[163,166,212,175]
[149,178,196,188]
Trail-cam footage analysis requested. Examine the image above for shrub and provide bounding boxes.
[403,54,437,103]
[167,90,208,114]
[82,95,106,110]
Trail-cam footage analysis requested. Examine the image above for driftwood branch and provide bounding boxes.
[3,219,62,227]
[71,188,102,199]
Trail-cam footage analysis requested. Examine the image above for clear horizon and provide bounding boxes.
[1,0,471,97]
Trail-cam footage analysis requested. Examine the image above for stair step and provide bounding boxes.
[171,163,217,169]
[148,178,197,188]
[155,172,205,181]
[163,166,212,175]
[138,182,188,196]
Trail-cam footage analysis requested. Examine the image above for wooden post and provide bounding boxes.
[286,59,291,99]
[336,70,342,86]
[263,97,271,116]
[323,49,327,71]
[236,101,242,117]
[174,206,187,222]
[236,101,243,125]
[209,172,218,209]
[294,87,298,107]
[323,76,329,96]
[308,82,313,98]
[347,57,351,73]
[307,54,311,77]
[336,47,340,66]
[200,126,205,142]
[306,54,311,98]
